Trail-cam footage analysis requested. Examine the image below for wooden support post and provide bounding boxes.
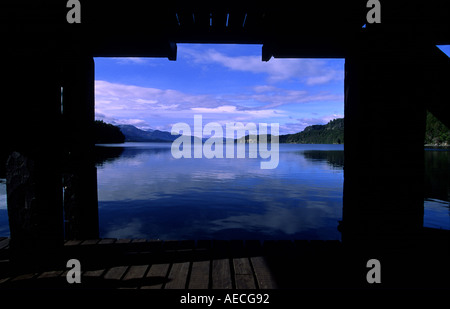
[62,56,99,240]
[343,32,427,247]
[5,57,64,265]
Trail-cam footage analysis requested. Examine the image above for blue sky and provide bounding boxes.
[94,44,450,135]
[94,44,344,135]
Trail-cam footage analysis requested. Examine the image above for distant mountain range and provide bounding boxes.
[102,114,450,146]
[115,118,345,144]
[118,125,180,142]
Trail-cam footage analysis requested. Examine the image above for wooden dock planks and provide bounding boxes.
[104,266,128,281]
[121,265,149,289]
[0,238,305,289]
[0,238,9,250]
[212,259,232,289]
[233,257,256,289]
[123,265,148,281]
[250,256,277,289]
[142,263,170,289]
[165,262,190,289]
[189,260,210,289]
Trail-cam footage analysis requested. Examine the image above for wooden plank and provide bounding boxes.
[61,270,69,279]
[165,262,189,289]
[36,270,65,288]
[104,266,128,280]
[0,276,10,285]
[188,260,210,289]
[83,269,106,278]
[250,257,277,289]
[233,258,251,274]
[212,259,232,289]
[142,263,170,289]
[235,274,256,290]
[123,265,148,281]
[64,240,83,246]
[115,239,132,244]
[98,238,116,244]
[0,238,10,250]
[11,272,37,282]
[122,265,148,289]
[37,270,64,279]
[131,239,146,243]
[81,239,100,245]
[233,258,256,289]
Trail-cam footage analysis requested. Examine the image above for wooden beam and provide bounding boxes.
[212,259,232,289]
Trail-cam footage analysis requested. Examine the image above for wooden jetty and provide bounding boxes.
[0,238,329,290]
[0,234,448,290]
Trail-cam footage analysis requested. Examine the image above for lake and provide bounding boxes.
[0,144,449,239]
[95,143,345,240]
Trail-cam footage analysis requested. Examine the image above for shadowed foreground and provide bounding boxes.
[0,232,448,290]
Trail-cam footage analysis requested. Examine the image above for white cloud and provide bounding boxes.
[253,85,278,93]
[111,57,149,65]
[95,80,222,111]
[231,86,342,109]
[306,71,342,86]
[135,98,158,104]
[322,114,344,123]
[191,105,282,121]
[191,105,238,113]
[182,47,344,85]
[95,80,287,121]
[95,113,152,129]
[115,119,150,127]
[279,114,344,134]
[95,80,342,133]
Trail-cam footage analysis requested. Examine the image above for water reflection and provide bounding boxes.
[0,144,448,238]
[303,150,345,169]
[424,149,450,202]
[423,149,450,230]
[93,143,449,239]
[95,145,124,166]
[95,143,344,240]
[424,198,450,230]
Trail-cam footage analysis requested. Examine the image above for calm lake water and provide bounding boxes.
[0,144,449,239]
[95,143,345,240]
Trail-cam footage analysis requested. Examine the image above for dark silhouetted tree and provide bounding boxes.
[94,120,125,144]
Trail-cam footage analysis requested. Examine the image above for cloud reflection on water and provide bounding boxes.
[96,143,344,240]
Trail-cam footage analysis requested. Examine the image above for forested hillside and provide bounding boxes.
[425,111,450,146]
[279,118,344,144]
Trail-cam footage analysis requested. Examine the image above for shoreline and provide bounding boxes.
[96,142,450,149]
[424,144,450,149]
